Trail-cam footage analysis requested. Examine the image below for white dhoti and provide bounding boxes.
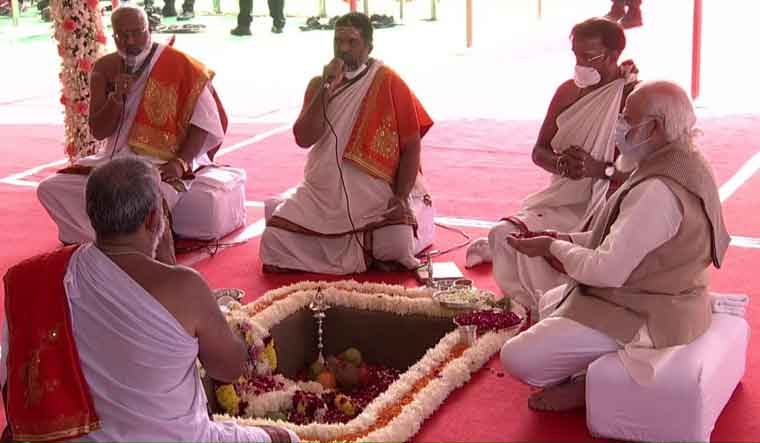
[37,43,237,244]
[490,79,628,314]
[260,61,433,274]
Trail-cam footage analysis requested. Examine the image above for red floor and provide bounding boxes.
[0,115,758,441]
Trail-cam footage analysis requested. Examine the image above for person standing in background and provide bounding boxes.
[231,0,285,36]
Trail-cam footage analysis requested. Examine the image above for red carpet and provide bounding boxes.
[0,115,758,441]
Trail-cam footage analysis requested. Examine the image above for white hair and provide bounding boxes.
[637,80,698,145]
[111,3,148,28]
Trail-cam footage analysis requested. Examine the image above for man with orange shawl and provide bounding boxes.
[37,5,242,263]
[260,12,435,274]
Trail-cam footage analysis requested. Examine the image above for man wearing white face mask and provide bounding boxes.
[37,4,235,263]
[499,80,729,411]
[467,17,638,321]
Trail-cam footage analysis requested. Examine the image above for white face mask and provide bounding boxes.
[573,65,601,88]
[615,116,655,156]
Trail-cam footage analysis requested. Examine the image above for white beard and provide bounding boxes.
[118,39,153,72]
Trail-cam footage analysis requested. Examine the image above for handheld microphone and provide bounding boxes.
[124,56,137,75]
[323,54,352,90]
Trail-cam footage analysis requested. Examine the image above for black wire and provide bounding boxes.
[109,96,127,161]
[174,238,250,256]
[322,87,369,253]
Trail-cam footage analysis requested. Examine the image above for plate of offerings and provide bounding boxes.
[432,286,496,310]
[202,281,523,442]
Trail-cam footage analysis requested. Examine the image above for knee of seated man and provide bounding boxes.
[373,225,414,262]
[488,221,517,252]
[500,332,554,387]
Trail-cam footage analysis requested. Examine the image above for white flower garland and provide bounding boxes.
[214,280,524,442]
[51,0,107,161]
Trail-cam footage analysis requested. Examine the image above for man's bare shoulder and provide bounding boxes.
[307,75,323,89]
[93,53,121,75]
[161,264,210,293]
[553,79,581,103]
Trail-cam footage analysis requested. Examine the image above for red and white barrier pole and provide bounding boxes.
[349,0,357,12]
[691,0,703,100]
[466,0,473,48]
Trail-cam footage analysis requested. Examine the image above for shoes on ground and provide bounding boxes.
[230,26,252,36]
[177,10,194,21]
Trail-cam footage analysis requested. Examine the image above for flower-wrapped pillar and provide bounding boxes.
[51,0,108,162]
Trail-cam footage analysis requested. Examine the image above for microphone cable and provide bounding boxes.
[321,86,370,255]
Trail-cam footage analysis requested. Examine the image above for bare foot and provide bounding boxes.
[528,375,586,411]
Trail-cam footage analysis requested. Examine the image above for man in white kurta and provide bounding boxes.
[260,13,434,275]
[499,81,729,411]
[467,17,637,319]
[37,6,232,248]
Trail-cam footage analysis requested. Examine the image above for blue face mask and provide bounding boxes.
[615,116,655,155]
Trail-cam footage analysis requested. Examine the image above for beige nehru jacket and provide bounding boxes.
[553,141,730,348]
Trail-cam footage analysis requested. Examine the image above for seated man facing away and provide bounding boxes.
[2,158,297,442]
[260,12,434,275]
[500,80,729,411]
[37,4,233,262]
[467,17,637,320]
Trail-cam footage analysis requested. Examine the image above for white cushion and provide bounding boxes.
[587,314,750,442]
[172,166,247,240]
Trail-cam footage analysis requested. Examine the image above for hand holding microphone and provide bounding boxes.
[323,54,350,91]
[114,56,137,100]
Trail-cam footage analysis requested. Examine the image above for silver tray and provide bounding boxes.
[432,287,495,310]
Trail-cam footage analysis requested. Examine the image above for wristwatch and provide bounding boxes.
[604,162,616,179]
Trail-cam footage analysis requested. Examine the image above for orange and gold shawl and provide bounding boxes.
[342,65,433,184]
[127,45,228,162]
[3,245,101,441]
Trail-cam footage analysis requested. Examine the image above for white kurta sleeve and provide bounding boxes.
[549,179,683,288]
[568,231,593,248]
[189,84,225,160]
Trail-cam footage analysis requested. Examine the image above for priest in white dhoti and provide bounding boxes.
[466,17,638,319]
[37,5,235,262]
[2,158,298,442]
[499,80,730,411]
[260,12,434,275]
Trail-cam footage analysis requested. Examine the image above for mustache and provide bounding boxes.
[335,53,357,67]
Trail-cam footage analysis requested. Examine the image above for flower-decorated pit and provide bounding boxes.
[206,281,525,442]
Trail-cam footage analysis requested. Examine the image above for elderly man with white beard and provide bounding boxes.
[2,158,298,442]
[498,80,730,412]
[37,5,231,262]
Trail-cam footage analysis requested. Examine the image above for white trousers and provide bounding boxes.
[489,220,570,317]
[500,316,621,388]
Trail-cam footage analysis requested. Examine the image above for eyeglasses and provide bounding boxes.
[113,28,147,41]
[577,52,606,64]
